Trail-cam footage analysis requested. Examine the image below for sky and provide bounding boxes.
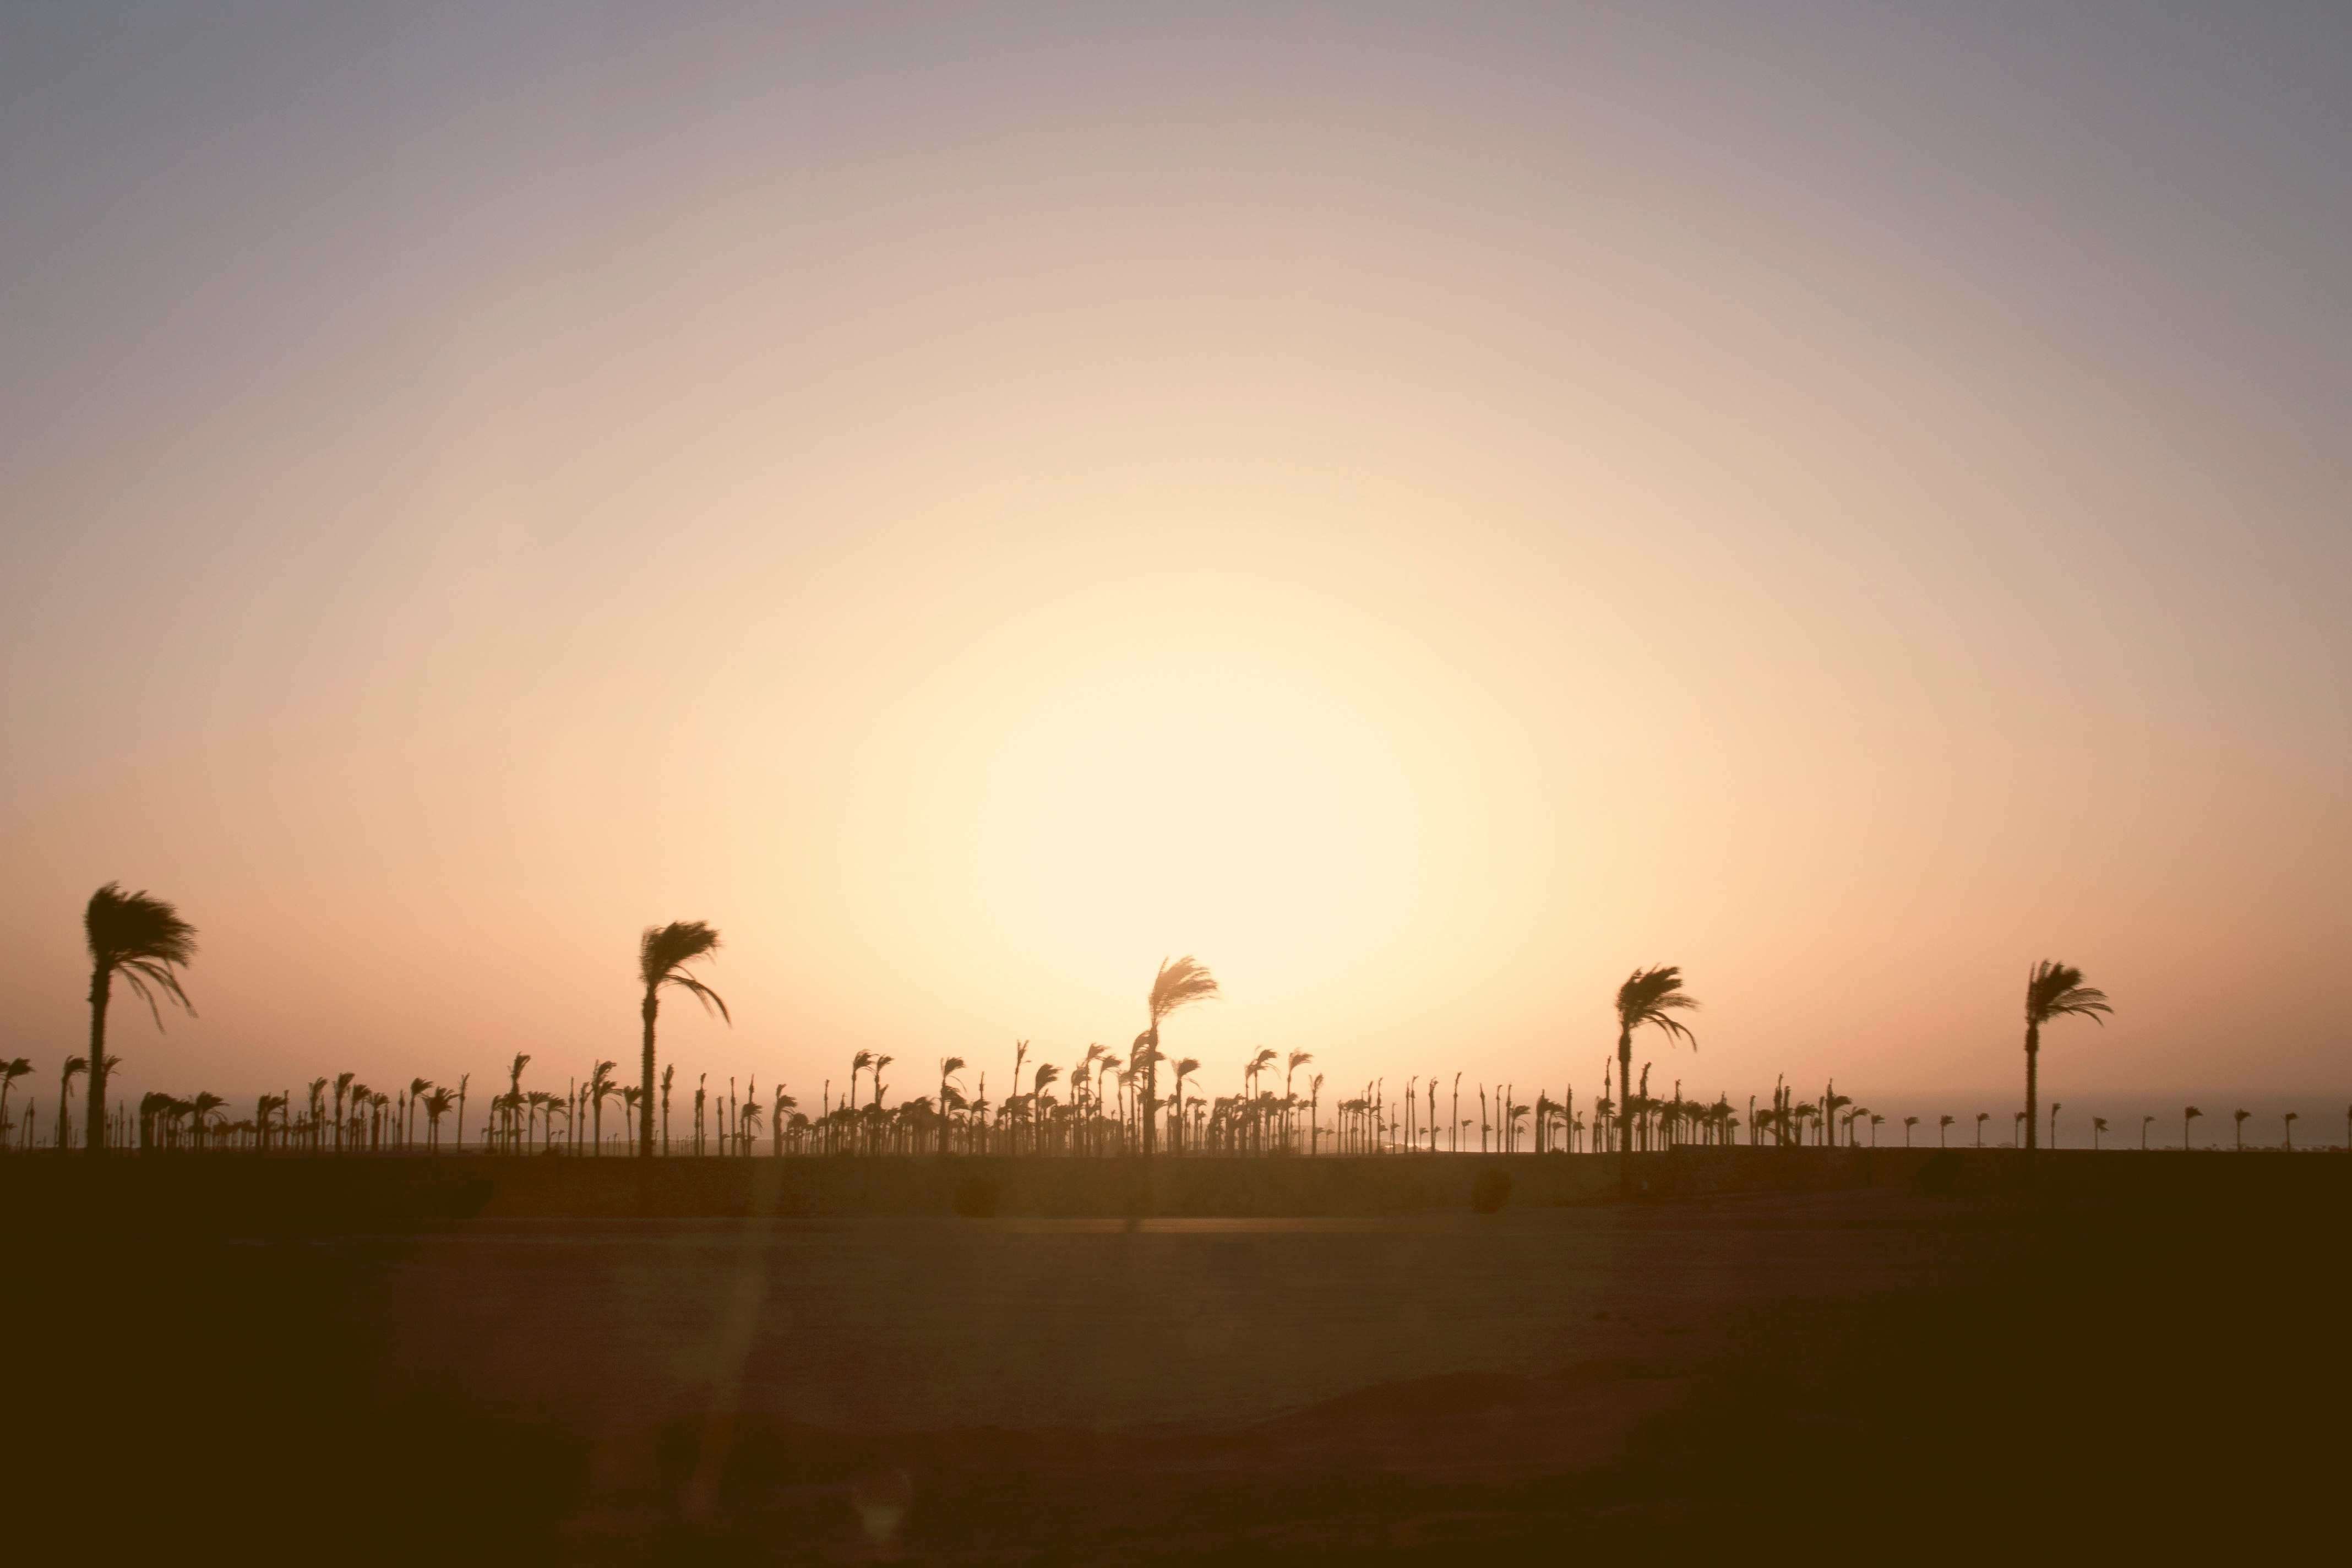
[2,2,2346,1129]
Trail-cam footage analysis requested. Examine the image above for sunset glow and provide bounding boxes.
[3,4,2344,1118]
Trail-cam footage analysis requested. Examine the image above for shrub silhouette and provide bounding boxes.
[953,1174,1003,1217]
[1471,1169,1512,1213]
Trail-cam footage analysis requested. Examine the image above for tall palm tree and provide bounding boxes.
[305,1078,328,1152]
[0,1058,30,1151]
[82,884,198,1155]
[2184,1105,2203,1148]
[1975,1111,1989,1148]
[1142,957,1219,1159]
[406,1078,433,1150]
[2283,1112,2298,1150]
[2233,1108,2250,1151]
[937,1058,965,1155]
[58,1056,89,1150]
[1903,1116,1919,1147]
[587,1061,619,1153]
[638,922,729,1158]
[1167,1058,1199,1155]
[1937,1114,1954,1147]
[1614,966,1698,1195]
[2092,1115,2108,1150]
[2021,961,2110,1152]
[2141,1114,2154,1150]
[1285,1052,1313,1153]
[422,1087,455,1151]
[660,1064,675,1155]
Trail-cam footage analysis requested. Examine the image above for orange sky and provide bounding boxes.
[3,5,2346,1115]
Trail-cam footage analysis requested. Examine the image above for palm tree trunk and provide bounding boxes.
[85,961,111,1155]
[1616,1030,1633,1196]
[639,988,658,1158]
[2023,1023,2040,1153]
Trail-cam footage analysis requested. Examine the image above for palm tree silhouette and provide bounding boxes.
[1975,1112,1989,1148]
[81,884,197,1155]
[2020,961,2110,1153]
[57,1056,89,1150]
[1614,966,1698,1195]
[937,1058,966,1155]
[2141,1114,2154,1150]
[637,922,729,1158]
[660,1064,676,1155]
[2283,1112,2297,1150]
[2184,1105,2203,1149]
[405,1078,432,1150]
[2048,1102,2060,1148]
[422,1087,455,1151]
[1168,1058,1200,1155]
[587,1061,619,1154]
[2233,1108,2251,1151]
[333,1072,355,1153]
[1937,1114,1954,1148]
[1903,1115,1919,1147]
[1285,1051,1314,1153]
[2092,1115,2108,1149]
[1142,958,1218,1159]
[0,1058,29,1151]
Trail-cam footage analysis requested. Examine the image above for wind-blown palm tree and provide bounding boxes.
[406,1078,432,1150]
[2092,1115,2108,1150]
[1284,1051,1313,1154]
[2283,1112,2298,1150]
[2184,1105,2203,1149]
[422,1087,455,1151]
[1168,1058,1200,1155]
[82,884,198,1155]
[1937,1114,1954,1147]
[587,1061,619,1154]
[1614,966,1698,1195]
[637,922,729,1158]
[2021,961,2110,1153]
[937,1058,965,1155]
[1142,957,1218,1158]
[2141,1114,2154,1151]
[58,1055,89,1150]
[0,1058,30,1151]
[1975,1112,1990,1148]
[1903,1115,1919,1147]
[2233,1108,2251,1151]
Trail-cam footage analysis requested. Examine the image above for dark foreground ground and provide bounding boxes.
[6,1156,2348,1562]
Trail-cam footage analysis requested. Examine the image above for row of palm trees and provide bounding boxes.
[17,882,2347,1167]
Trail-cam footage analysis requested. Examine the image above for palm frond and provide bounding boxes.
[1616,965,1700,1050]
[2024,961,2112,1027]
[1148,955,1220,1022]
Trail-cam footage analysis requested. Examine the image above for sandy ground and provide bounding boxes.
[9,1184,2347,1561]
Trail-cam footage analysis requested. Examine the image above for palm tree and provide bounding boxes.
[333,1072,355,1153]
[2020,961,2110,1153]
[587,1061,619,1153]
[2141,1114,2154,1150]
[2283,1112,2297,1150]
[1142,957,1219,1159]
[82,884,198,1155]
[2233,1108,2251,1151]
[1284,1051,1314,1153]
[305,1078,328,1152]
[1614,966,1698,1195]
[1937,1114,1954,1147]
[57,1056,89,1150]
[405,1078,432,1150]
[1975,1111,1989,1148]
[937,1058,966,1155]
[637,921,728,1158]
[2092,1115,2108,1149]
[2048,1102,2060,1148]
[660,1064,675,1155]
[422,1087,455,1151]
[2184,1105,2203,1149]
[456,1073,470,1151]
[1167,1058,1200,1155]
[0,1058,30,1151]
[1903,1115,1919,1147]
